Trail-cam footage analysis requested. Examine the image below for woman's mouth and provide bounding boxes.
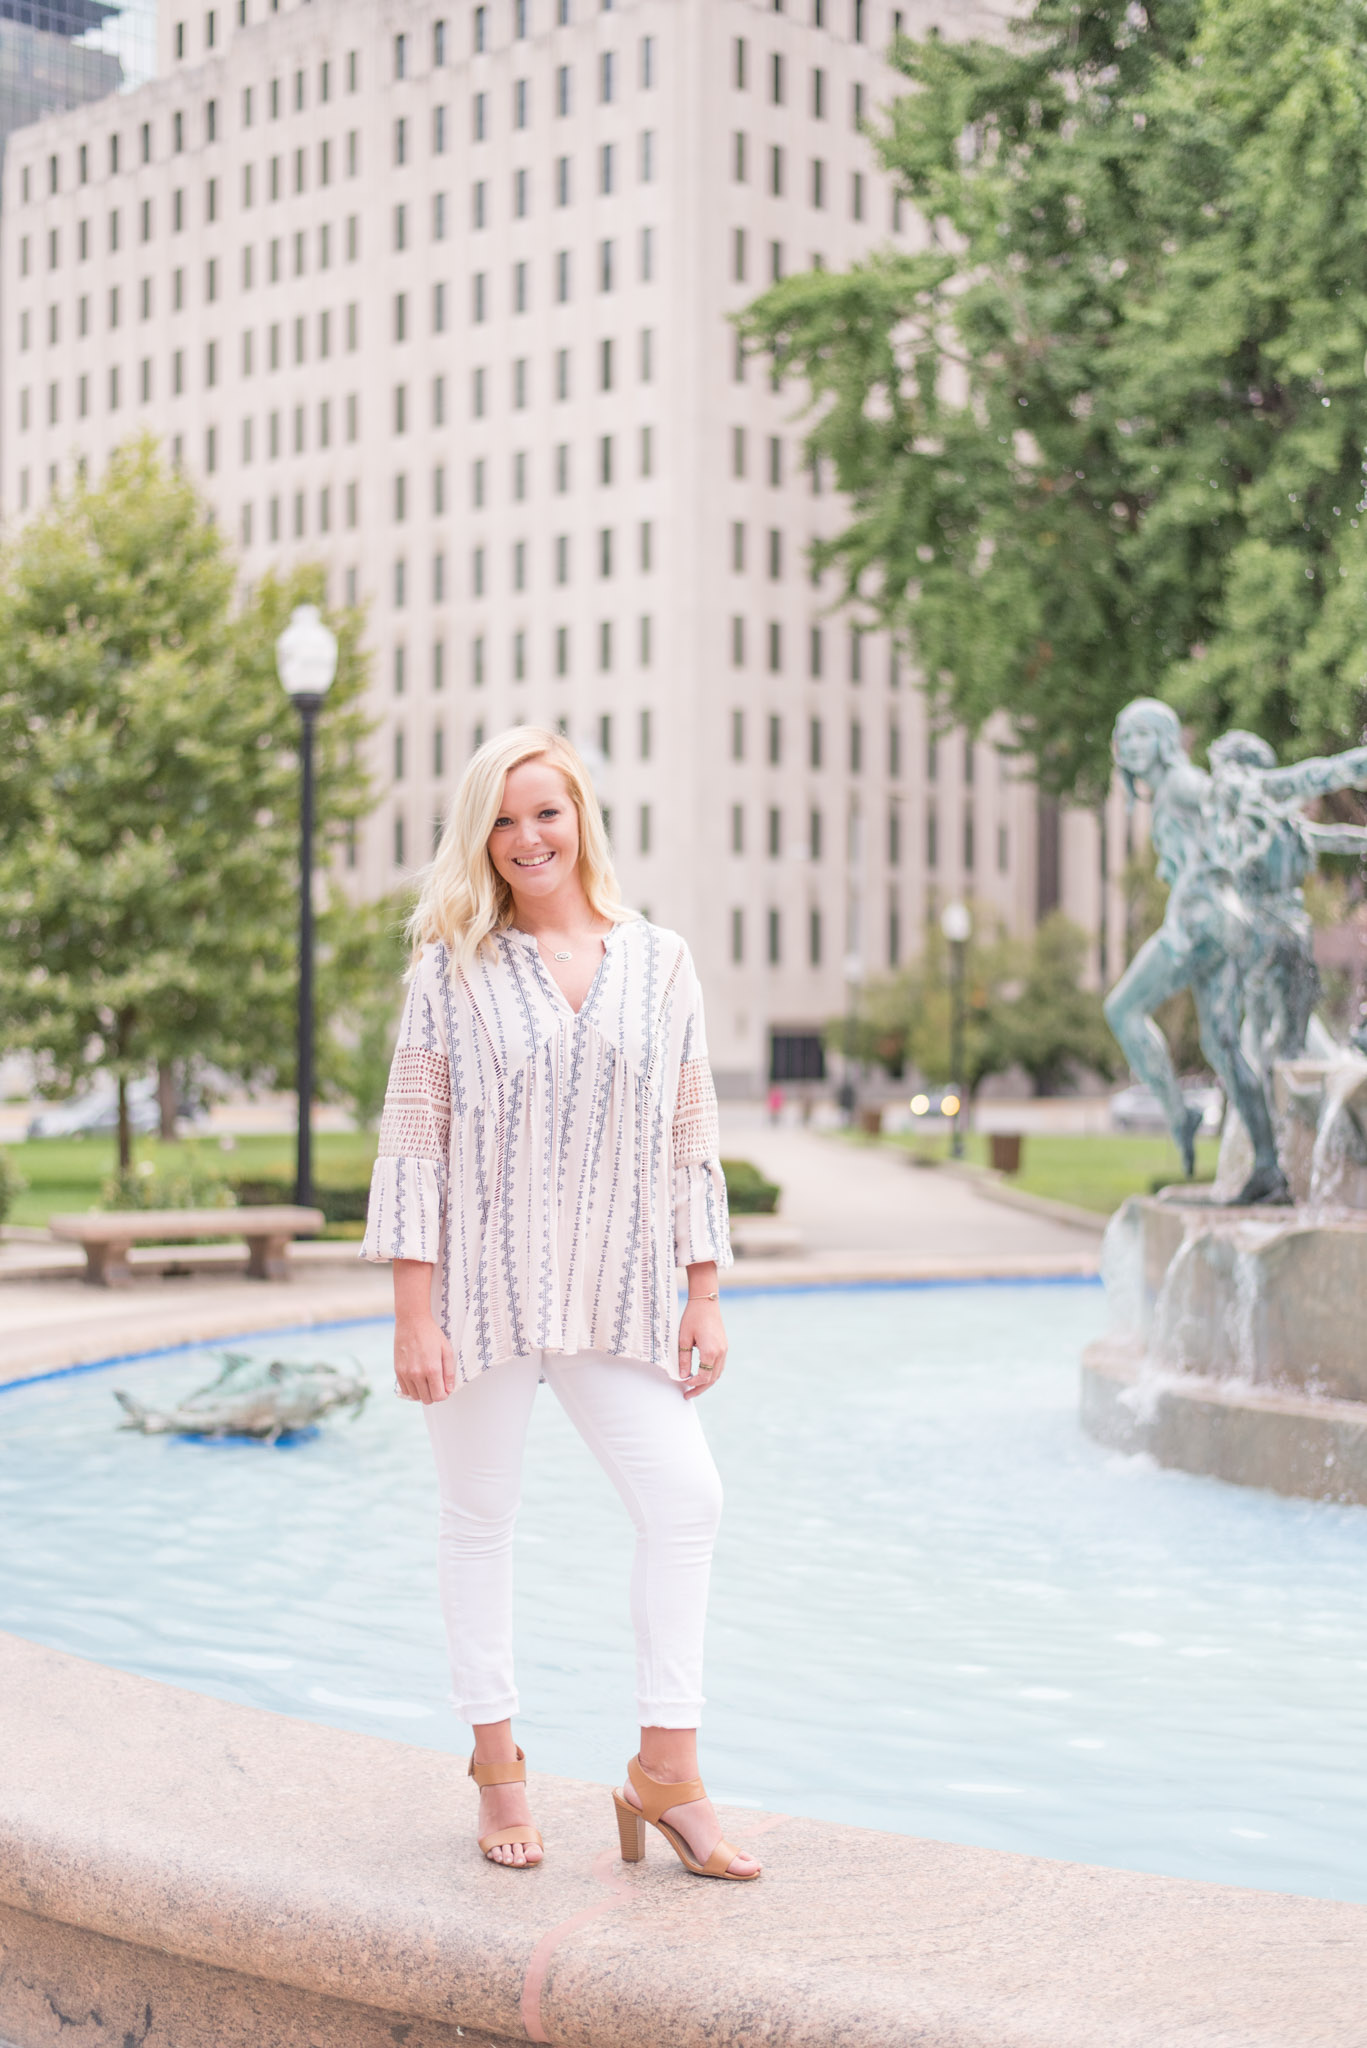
[513,852,555,868]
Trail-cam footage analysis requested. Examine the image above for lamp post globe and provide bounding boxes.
[277,604,338,1214]
[939,901,972,1158]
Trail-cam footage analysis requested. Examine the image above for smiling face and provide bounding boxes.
[486,758,583,907]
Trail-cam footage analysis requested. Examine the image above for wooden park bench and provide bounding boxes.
[46,1207,325,1288]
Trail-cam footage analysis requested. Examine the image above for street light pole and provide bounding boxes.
[276,604,339,1212]
[295,696,319,1210]
[940,901,972,1161]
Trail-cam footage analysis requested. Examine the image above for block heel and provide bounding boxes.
[614,1789,647,1862]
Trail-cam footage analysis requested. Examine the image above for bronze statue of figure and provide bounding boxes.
[1106,699,1367,1205]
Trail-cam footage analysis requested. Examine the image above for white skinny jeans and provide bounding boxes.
[423,1351,724,1729]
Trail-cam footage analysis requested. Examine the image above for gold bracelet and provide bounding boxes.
[687,1289,719,1301]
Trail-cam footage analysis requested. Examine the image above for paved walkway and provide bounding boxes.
[718,1106,1100,1259]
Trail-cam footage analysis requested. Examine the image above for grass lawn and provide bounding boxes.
[878,1129,1222,1214]
[2,1132,379,1230]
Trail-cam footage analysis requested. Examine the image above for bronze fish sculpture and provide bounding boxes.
[115,1352,369,1443]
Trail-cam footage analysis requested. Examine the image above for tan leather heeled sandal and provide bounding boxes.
[469,1746,543,1867]
[613,1754,759,1881]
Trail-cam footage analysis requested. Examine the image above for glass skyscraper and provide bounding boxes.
[0,1,155,163]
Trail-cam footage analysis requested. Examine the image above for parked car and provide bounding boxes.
[1109,1083,1223,1136]
[26,1076,207,1140]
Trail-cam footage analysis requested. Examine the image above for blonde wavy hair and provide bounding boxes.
[407,726,634,972]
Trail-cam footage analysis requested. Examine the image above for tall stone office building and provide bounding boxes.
[1,0,1118,1093]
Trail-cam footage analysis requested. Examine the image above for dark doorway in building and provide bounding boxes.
[769,1031,825,1083]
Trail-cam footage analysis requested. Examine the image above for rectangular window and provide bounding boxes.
[600,240,614,292]
[600,49,615,102]
[811,158,826,209]
[472,272,486,322]
[557,64,571,116]
[768,714,782,766]
[770,144,784,198]
[513,358,528,408]
[555,625,569,676]
[767,909,781,966]
[852,170,865,222]
[640,328,654,382]
[640,226,654,282]
[599,528,613,578]
[768,529,782,580]
[731,522,746,573]
[641,130,655,182]
[514,166,528,217]
[733,227,747,283]
[514,259,528,313]
[849,718,863,774]
[771,52,785,104]
[768,622,782,672]
[731,616,746,667]
[473,92,487,143]
[638,804,652,856]
[514,79,529,128]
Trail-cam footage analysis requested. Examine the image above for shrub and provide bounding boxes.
[0,1149,27,1226]
[232,1175,371,1225]
[720,1158,781,1215]
[101,1158,236,1210]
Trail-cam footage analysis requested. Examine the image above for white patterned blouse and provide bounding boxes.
[360,918,733,1384]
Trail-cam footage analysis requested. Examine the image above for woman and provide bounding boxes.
[361,727,759,1881]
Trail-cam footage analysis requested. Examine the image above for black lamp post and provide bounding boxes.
[940,900,972,1160]
[276,604,339,1211]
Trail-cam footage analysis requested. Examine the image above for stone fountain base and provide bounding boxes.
[1080,1194,1367,1505]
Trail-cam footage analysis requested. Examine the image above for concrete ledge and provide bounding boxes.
[1081,1334,1367,1505]
[2,1633,1366,2048]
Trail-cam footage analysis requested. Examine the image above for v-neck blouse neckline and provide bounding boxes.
[505,922,615,1020]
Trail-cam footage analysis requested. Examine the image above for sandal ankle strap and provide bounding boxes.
[469,1744,527,1789]
[627,1753,705,1823]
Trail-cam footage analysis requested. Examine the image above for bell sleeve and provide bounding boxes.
[360,947,451,1266]
[671,950,734,1272]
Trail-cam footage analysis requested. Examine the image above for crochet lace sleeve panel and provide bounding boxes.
[376,1047,451,1162]
[672,1056,720,1169]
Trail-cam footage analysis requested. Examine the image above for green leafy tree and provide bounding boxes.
[980,914,1122,1096]
[0,441,373,1167]
[740,0,1367,797]
[316,894,412,1132]
[837,912,1116,1097]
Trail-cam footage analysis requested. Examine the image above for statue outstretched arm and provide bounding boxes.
[1258,745,1367,803]
[1302,822,1367,858]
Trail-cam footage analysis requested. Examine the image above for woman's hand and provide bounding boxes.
[679,1266,727,1399]
[393,1260,456,1404]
